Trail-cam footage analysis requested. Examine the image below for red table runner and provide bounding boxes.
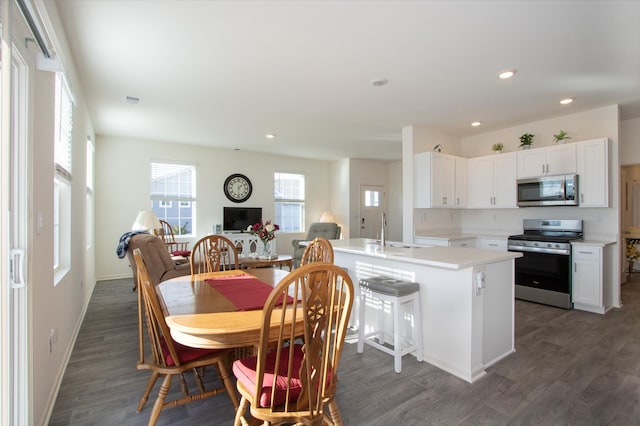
[205,274,292,311]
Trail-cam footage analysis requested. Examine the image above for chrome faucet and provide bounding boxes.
[380,212,387,247]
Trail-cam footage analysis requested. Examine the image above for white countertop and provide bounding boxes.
[414,231,512,241]
[331,238,521,270]
[572,240,616,247]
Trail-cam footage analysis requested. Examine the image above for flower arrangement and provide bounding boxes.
[247,219,280,257]
[247,219,280,242]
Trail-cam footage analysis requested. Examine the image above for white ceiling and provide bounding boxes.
[54,0,640,161]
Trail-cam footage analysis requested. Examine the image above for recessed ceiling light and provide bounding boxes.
[371,78,388,87]
[471,121,482,127]
[498,70,517,79]
[125,95,140,104]
[265,133,276,139]
[560,98,574,105]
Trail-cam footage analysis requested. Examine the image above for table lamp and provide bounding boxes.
[131,210,161,232]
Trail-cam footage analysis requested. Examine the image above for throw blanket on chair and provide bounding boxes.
[116,230,150,259]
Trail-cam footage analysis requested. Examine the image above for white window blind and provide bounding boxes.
[150,162,196,201]
[54,73,73,179]
[274,172,305,201]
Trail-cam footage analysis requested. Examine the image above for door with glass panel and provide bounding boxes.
[359,185,386,239]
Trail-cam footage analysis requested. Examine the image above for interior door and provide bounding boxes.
[359,185,385,239]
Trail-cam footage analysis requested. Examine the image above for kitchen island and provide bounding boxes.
[332,238,521,383]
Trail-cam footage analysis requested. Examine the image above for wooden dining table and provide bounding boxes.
[158,268,295,350]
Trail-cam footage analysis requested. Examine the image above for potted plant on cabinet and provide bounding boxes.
[553,130,571,144]
[491,142,504,154]
[519,133,534,149]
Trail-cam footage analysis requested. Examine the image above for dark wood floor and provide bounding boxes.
[50,275,640,425]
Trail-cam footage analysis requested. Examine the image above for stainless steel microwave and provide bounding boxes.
[517,174,578,207]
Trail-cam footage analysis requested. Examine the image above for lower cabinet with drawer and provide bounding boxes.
[572,244,605,314]
[476,237,508,251]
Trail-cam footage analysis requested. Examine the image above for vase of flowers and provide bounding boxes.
[247,219,280,259]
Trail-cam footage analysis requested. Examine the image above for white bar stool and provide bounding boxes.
[357,276,423,373]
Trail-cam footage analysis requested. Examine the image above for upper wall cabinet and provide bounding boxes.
[467,152,518,208]
[517,144,576,179]
[577,138,609,208]
[414,152,466,208]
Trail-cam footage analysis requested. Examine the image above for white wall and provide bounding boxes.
[96,137,335,279]
[29,3,96,424]
[620,117,640,165]
[330,158,350,237]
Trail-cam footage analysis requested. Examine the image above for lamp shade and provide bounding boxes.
[131,211,161,231]
[319,211,335,223]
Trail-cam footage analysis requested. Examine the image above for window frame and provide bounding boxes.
[150,161,196,237]
[274,172,305,233]
[53,72,74,284]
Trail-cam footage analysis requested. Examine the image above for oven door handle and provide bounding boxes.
[508,246,571,255]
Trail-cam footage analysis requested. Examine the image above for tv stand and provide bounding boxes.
[218,232,276,257]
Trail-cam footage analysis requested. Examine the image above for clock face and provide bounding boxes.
[224,173,252,203]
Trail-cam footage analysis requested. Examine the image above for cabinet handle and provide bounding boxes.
[581,193,584,203]
[443,196,447,205]
[578,251,593,254]
[542,164,545,174]
[574,263,577,272]
[456,197,460,206]
[489,243,498,247]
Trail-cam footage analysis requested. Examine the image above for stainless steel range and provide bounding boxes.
[508,219,583,309]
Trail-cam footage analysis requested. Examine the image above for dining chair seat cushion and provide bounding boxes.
[171,250,191,257]
[233,344,305,407]
[161,337,219,367]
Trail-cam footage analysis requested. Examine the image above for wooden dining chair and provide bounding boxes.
[133,249,239,425]
[232,263,354,426]
[300,237,334,266]
[190,234,239,274]
[156,219,191,258]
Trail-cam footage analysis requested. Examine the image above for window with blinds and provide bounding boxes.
[53,72,73,282]
[54,73,73,179]
[150,162,196,236]
[274,172,305,232]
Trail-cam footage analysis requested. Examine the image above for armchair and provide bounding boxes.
[291,222,341,268]
[126,233,190,289]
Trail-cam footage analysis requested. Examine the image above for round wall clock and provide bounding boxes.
[223,173,252,203]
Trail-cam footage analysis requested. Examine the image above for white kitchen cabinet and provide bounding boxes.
[467,153,517,208]
[576,138,609,207]
[413,236,475,247]
[414,237,448,247]
[517,144,576,178]
[454,157,468,208]
[414,152,465,208]
[572,244,604,314]
[450,238,475,248]
[476,237,508,251]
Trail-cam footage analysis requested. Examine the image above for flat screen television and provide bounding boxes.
[223,207,262,232]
